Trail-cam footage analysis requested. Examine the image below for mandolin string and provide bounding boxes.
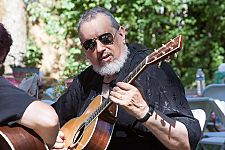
[85,98,111,127]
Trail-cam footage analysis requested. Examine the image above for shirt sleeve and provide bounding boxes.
[52,67,103,127]
[0,77,36,124]
[173,116,201,150]
[144,62,201,150]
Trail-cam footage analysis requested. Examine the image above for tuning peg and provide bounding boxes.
[154,49,158,52]
[165,57,171,62]
[170,39,175,42]
[157,61,162,68]
[174,53,178,58]
[162,44,166,48]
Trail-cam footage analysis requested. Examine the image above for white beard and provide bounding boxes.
[92,48,130,76]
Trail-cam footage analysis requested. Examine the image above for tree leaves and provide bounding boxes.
[26,0,225,88]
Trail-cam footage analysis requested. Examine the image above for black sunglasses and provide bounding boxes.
[82,30,118,51]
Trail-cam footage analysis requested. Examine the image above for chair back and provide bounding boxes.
[202,84,225,101]
[191,109,206,131]
[18,73,39,98]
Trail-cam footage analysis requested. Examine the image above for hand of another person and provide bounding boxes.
[109,82,149,120]
[52,131,67,150]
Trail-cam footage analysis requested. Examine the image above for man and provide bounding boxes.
[0,23,59,148]
[52,7,201,150]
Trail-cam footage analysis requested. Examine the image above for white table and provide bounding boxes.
[187,97,225,132]
[187,97,225,150]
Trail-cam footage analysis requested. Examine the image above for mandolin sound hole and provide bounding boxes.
[72,123,85,145]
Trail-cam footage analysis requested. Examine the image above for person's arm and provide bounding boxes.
[109,82,192,150]
[17,100,59,149]
[0,77,59,148]
[143,109,191,150]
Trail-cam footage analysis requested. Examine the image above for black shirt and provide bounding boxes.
[53,44,201,150]
[0,76,36,124]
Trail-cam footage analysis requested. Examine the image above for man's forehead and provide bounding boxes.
[79,16,113,40]
[79,14,111,29]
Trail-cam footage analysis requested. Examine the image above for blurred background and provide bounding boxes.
[0,0,224,91]
[1,1,225,148]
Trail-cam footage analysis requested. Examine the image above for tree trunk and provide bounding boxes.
[0,0,27,74]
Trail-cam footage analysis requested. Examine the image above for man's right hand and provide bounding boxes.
[52,131,67,150]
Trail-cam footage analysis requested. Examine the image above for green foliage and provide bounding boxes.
[25,0,225,88]
[53,80,67,99]
[23,39,43,67]
[63,47,89,78]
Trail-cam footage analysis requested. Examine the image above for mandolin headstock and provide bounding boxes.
[147,35,182,66]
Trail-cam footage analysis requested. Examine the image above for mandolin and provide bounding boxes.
[61,35,183,150]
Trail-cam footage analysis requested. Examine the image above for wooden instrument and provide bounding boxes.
[61,35,183,150]
[0,124,48,150]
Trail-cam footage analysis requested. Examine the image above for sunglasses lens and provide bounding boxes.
[99,33,114,45]
[83,39,96,51]
[83,32,115,51]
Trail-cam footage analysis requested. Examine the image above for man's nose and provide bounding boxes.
[95,40,105,53]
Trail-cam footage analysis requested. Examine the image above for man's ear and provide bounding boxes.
[119,26,126,37]
[118,26,126,43]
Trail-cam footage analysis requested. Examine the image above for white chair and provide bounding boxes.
[194,110,225,150]
[202,84,225,132]
[203,84,225,101]
[191,109,206,131]
[187,97,225,132]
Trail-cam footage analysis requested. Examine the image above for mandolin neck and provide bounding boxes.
[86,35,182,126]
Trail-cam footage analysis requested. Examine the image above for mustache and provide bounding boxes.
[97,52,113,61]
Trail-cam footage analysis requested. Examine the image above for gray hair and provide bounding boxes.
[77,7,120,34]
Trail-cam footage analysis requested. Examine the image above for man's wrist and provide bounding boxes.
[137,105,154,123]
